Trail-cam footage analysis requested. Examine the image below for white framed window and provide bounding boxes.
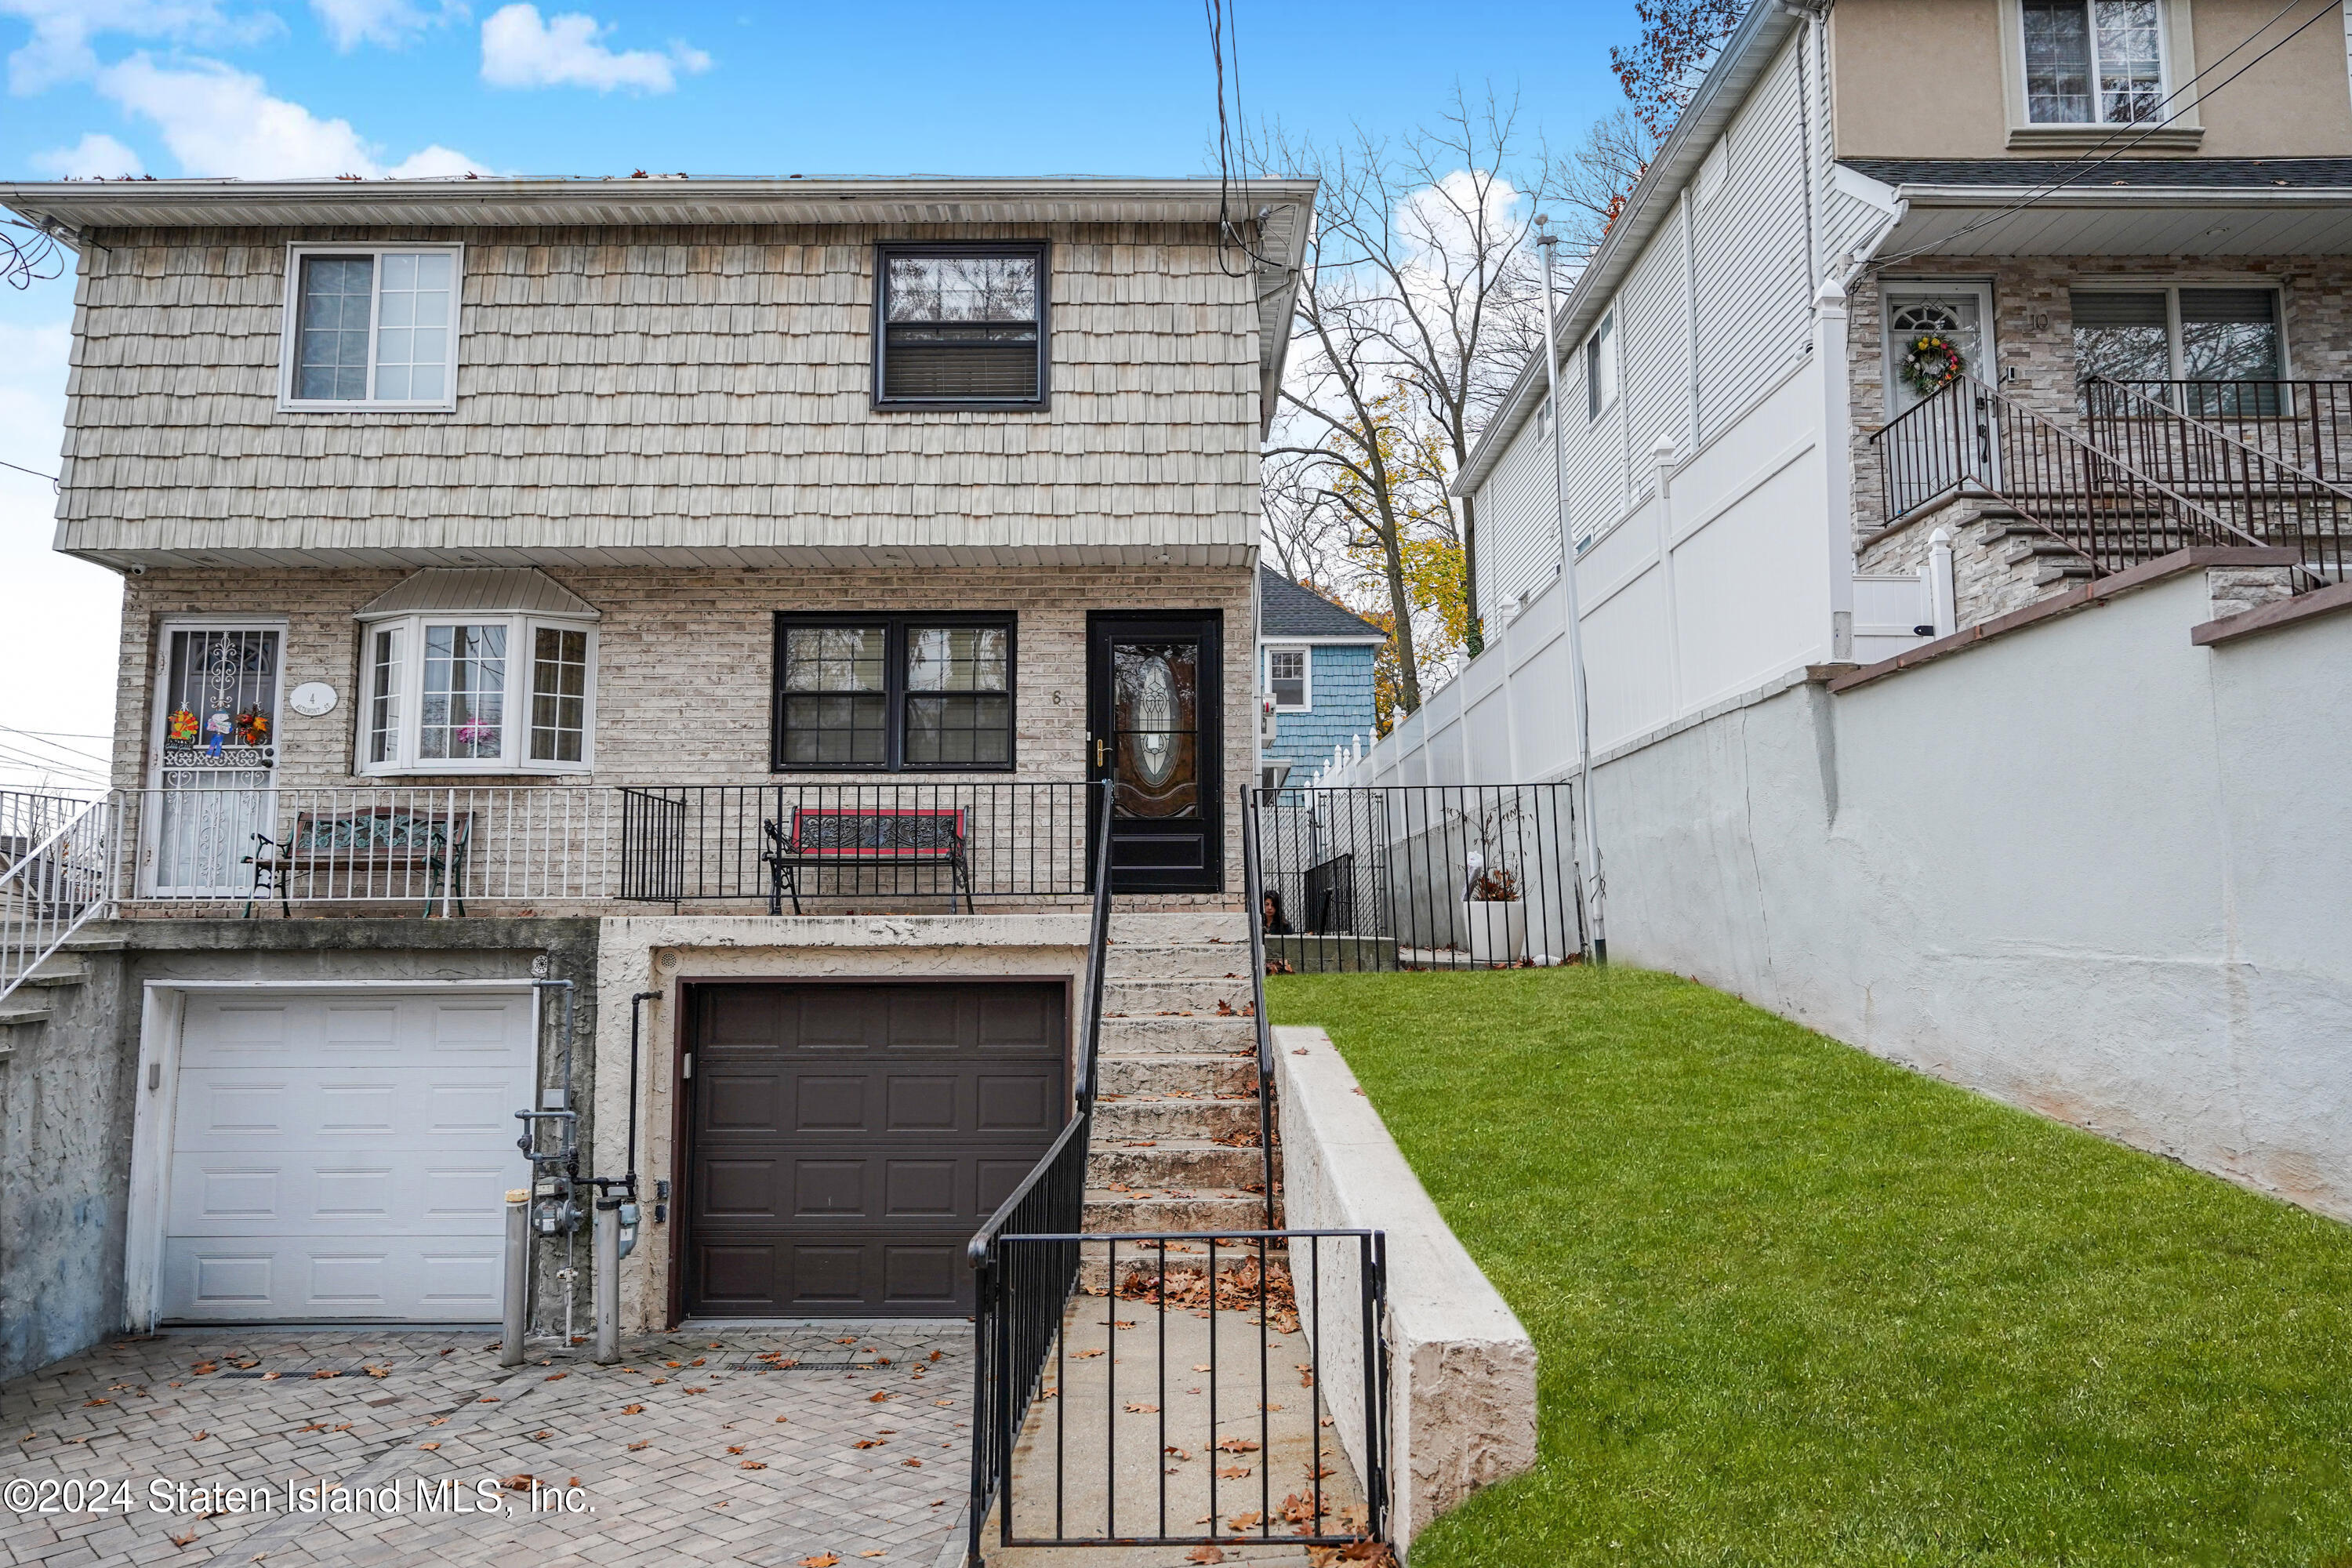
[1265,645,1311,712]
[280,243,463,412]
[1585,311,1618,421]
[2020,0,2165,125]
[356,612,596,775]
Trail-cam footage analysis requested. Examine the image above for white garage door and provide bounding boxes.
[160,988,535,1323]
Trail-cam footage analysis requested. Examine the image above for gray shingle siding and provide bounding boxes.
[1262,643,1379,773]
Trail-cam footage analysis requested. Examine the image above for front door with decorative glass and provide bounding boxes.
[1086,612,1222,893]
[148,626,282,896]
[1882,283,1998,515]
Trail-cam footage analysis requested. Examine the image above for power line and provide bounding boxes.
[0,724,112,764]
[1870,0,2337,269]
[0,456,59,485]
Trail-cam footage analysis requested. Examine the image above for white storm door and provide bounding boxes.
[159,988,534,1323]
[1882,284,1998,516]
[150,626,283,898]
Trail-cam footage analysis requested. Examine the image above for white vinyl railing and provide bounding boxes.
[118,785,619,913]
[1,791,117,1005]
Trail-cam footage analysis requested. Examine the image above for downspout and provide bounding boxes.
[1533,217,1606,966]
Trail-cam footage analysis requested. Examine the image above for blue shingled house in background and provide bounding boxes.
[1258,567,1388,784]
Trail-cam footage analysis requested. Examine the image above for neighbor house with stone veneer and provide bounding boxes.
[0,174,1314,1376]
[1325,1,2352,1229]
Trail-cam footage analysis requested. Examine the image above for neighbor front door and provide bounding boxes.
[1086,612,1222,893]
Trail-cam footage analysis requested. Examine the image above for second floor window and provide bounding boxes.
[2024,0,2164,126]
[1586,311,1617,421]
[775,615,1016,771]
[283,245,460,410]
[1265,647,1309,711]
[875,245,1048,408]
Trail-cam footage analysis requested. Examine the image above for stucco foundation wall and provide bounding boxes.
[1592,568,2352,1217]
[1,920,594,1380]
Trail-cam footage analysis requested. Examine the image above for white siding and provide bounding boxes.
[1618,209,1690,489]
[1691,40,1812,441]
[1473,398,1560,622]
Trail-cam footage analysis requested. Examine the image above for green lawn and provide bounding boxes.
[1268,967,2352,1568]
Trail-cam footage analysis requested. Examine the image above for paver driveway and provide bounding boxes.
[2,1325,972,1568]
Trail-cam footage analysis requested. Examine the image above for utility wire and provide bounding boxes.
[1870,0,2338,269]
[0,724,113,764]
[0,456,59,485]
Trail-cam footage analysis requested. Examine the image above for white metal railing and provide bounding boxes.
[1,791,117,1005]
[117,785,619,914]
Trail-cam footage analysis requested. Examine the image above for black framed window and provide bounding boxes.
[874,243,1048,408]
[775,615,1015,771]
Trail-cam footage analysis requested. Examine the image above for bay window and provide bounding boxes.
[775,614,1016,771]
[356,611,596,775]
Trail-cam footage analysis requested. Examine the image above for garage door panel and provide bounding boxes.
[173,1068,528,1150]
[163,1237,505,1320]
[161,989,532,1323]
[167,1154,510,1236]
[688,982,1065,1316]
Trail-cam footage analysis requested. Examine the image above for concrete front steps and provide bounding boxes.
[1084,913,1275,1237]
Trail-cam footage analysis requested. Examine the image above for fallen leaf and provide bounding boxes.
[775,1415,790,1423]
[1218,1465,1250,1479]
[927,1350,942,1362]
[170,1532,197,1548]
[900,1457,922,1468]
[739,1461,767,1470]
[1218,1437,1261,1454]
[933,1399,955,1406]
[800,1556,840,1568]
[477,1396,499,1403]
[665,1361,683,1369]
[690,1358,705,1367]
[648,1378,668,1385]
[531,1431,551,1441]
[852,1439,884,1450]
[622,1404,644,1415]
[568,1477,581,1489]
[363,1365,390,1379]
[191,1362,218,1375]
[418,1442,440,1451]
[627,1441,650,1451]
[1124,1402,1160,1414]
[545,1372,567,1381]
[1194,1363,1214,1372]
[684,1387,708,1395]
[501,1475,532,1492]
[727,1445,746,1454]
[1229,1510,1262,1530]
[868,1391,891,1403]
[1187,1549,1226,1565]
[1164,1446,1193,1459]
[1071,1348,1105,1359]
[83,1399,110,1407]
[310,1370,339,1381]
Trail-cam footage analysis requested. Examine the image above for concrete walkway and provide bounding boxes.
[981,1284,1372,1568]
[2,1324,972,1568]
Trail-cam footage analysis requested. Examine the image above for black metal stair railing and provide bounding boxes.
[964,779,1116,1566]
[2096,378,2352,485]
[2081,376,2349,583]
[1871,374,2278,581]
[1240,784,1276,1229]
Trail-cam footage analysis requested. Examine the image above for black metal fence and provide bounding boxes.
[982,1230,1388,1552]
[616,782,1092,908]
[1251,784,1583,971]
[2093,378,2352,485]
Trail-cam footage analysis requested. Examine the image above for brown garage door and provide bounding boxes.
[684,982,1066,1317]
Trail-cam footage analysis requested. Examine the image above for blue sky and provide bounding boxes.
[0,0,1638,787]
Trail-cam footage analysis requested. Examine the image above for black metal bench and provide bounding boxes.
[760,805,971,914]
[245,807,472,917]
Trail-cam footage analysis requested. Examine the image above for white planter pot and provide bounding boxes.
[1460,898,1526,965]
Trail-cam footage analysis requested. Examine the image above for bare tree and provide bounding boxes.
[1546,106,1660,257]
[1261,89,1553,714]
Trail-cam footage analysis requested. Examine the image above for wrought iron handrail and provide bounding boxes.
[1871,374,2273,579]
[1240,783,1276,1228]
[2095,378,2352,483]
[0,792,115,1005]
[964,777,1116,1565]
[2081,376,2347,583]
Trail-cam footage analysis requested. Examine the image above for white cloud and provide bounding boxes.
[480,4,708,93]
[0,0,273,95]
[96,53,487,178]
[30,132,145,178]
[308,0,465,53]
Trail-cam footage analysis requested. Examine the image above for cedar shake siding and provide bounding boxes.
[53,220,1272,566]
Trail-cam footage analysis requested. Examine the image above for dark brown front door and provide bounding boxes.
[683,982,1065,1316]
[1087,611,1223,892]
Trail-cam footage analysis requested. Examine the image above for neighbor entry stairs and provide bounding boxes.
[1083,910,1270,1236]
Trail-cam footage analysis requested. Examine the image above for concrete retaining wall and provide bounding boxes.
[1273,1023,1537,1558]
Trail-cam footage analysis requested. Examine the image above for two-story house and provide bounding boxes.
[1327,0,2352,1225]
[0,174,1314,1374]
[1255,567,1385,787]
